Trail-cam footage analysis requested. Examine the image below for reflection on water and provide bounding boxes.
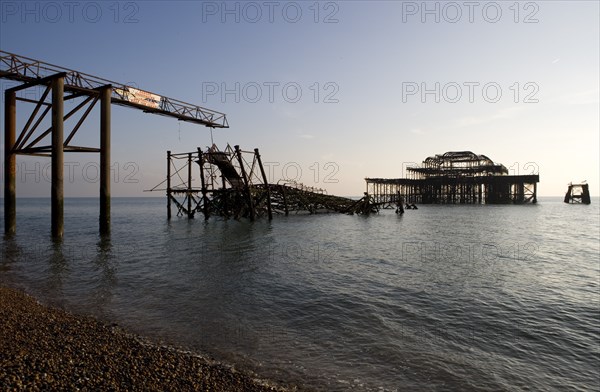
[0,235,20,275]
[90,235,117,316]
[48,240,68,298]
[1,197,599,391]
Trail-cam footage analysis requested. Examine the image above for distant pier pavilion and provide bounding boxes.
[366,151,539,206]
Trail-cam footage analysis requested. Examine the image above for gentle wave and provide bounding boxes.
[1,197,599,391]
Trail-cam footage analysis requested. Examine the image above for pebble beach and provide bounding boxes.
[0,286,294,391]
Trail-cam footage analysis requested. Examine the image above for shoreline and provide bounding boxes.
[0,285,296,391]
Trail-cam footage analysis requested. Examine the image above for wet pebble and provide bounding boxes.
[1,286,298,391]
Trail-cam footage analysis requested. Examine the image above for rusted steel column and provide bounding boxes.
[167,150,172,219]
[197,148,209,221]
[234,145,255,221]
[221,174,228,218]
[99,86,111,235]
[51,77,64,238]
[187,152,193,218]
[254,148,272,220]
[280,185,289,216]
[4,90,16,235]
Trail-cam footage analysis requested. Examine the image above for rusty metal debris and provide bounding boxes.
[148,144,378,220]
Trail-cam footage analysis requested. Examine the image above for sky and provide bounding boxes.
[0,0,598,198]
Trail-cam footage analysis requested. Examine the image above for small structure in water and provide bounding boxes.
[366,151,539,206]
[564,183,591,204]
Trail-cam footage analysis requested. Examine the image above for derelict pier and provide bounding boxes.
[366,151,539,206]
[564,183,591,204]
[1,51,227,237]
[149,144,376,220]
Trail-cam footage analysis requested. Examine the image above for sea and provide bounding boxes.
[1,197,599,391]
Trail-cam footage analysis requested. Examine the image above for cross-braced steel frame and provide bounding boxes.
[564,183,591,204]
[1,51,228,237]
[148,144,274,220]
[149,144,377,220]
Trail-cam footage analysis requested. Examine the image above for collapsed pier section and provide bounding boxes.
[149,144,376,220]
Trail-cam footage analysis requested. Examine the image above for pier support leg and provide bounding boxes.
[221,175,228,218]
[255,148,272,220]
[235,145,255,221]
[4,90,16,236]
[281,185,289,216]
[197,148,210,221]
[51,77,64,239]
[99,86,111,235]
[167,151,172,219]
[187,152,193,218]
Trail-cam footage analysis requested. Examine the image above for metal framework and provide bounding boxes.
[0,51,228,127]
[407,151,508,179]
[1,51,228,237]
[564,183,591,204]
[366,151,539,206]
[149,144,376,220]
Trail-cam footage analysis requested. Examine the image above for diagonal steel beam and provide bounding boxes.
[63,95,98,146]
[25,94,96,150]
[14,85,52,150]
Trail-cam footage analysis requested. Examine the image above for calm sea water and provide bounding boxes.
[1,197,599,391]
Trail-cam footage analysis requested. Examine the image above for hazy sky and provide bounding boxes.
[1,0,598,197]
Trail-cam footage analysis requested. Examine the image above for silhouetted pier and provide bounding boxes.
[366,151,539,206]
[564,183,591,204]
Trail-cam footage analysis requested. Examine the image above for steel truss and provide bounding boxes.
[1,51,228,127]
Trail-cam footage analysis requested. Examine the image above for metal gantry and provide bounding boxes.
[366,151,539,206]
[1,51,228,237]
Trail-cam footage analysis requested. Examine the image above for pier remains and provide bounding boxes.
[366,151,539,206]
[1,51,227,237]
[149,144,377,220]
[564,183,591,204]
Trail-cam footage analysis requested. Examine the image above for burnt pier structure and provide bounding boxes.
[150,144,375,219]
[366,151,539,206]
